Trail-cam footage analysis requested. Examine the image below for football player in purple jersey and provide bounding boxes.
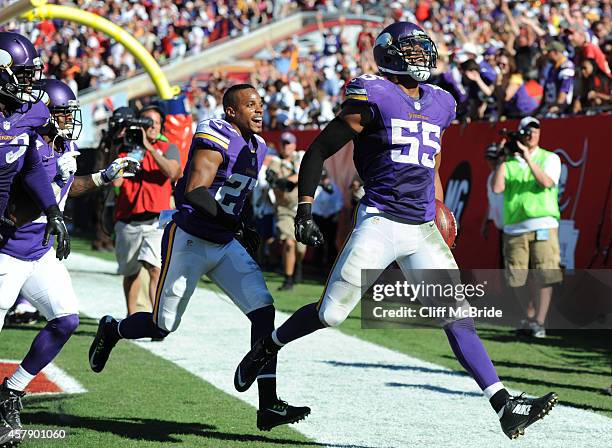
[0,32,69,256]
[0,79,139,445]
[235,22,557,439]
[89,84,310,431]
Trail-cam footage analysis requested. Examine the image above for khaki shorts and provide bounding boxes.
[503,228,562,287]
[276,213,306,254]
[115,219,163,276]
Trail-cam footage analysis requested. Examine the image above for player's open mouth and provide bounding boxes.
[252,117,262,124]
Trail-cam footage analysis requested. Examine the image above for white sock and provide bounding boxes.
[6,366,35,392]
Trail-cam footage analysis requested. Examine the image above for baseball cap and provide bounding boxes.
[518,116,540,131]
[280,131,296,144]
[546,40,566,53]
[112,106,136,120]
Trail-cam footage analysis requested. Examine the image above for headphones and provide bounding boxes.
[139,103,165,133]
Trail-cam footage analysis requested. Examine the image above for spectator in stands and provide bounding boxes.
[267,132,305,291]
[312,167,344,270]
[540,41,575,116]
[482,143,504,242]
[493,117,563,338]
[565,23,611,77]
[573,58,612,113]
[113,105,181,315]
[494,49,539,118]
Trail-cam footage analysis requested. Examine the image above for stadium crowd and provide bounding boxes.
[1,1,610,127]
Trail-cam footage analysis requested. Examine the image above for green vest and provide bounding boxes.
[504,148,560,226]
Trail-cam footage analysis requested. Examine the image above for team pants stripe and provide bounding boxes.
[316,205,360,310]
[153,222,177,324]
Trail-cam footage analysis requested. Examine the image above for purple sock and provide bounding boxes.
[443,318,500,390]
[21,315,79,375]
[118,312,168,339]
[275,302,325,345]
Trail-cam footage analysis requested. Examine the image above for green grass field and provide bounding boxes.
[2,236,610,447]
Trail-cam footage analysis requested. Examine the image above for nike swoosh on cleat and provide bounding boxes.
[267,409,288,416]
[236,366,247,388]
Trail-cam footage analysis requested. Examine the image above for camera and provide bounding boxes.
[265,169,296,192]
[499,127,532,156]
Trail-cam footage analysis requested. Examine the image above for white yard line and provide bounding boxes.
[67,255,612,448]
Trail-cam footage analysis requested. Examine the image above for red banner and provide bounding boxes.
[263,114,612,269]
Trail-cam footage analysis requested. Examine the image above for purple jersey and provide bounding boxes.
[542,58,575,106]
[0,136,77,261]
[344,75,456,222]
[174,119,267,243]
[0,101,54,218]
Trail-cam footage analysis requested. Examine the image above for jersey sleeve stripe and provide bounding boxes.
[194,122,231,143]
[194,133,229,149]
[344,94,369,101]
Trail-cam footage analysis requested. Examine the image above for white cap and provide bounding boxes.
[518,116,540,131]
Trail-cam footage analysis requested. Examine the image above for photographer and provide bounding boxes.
[113,105,181,315]
[267,132,305,291]
[312,167,344,270]
[493,117,562,338]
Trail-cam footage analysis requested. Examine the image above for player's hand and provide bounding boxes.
[295,202,324,247]
[235,221,260,259]
[43,205,70,260]
[102,156,141,182]
[0,215,16,228]
[56,151,80,181]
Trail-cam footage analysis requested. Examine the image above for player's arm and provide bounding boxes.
[434,152,444,202]
[69,157,140,197]
[295,102,370,246]
[183,148,236,230]
[22,139,70,260]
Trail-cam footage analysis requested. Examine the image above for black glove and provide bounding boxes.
[235,221,260,259]
[295,202,324,247]
[43,205,70,260]
[0,216,15,228]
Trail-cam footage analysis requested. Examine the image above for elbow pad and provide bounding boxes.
[298,117,358,198]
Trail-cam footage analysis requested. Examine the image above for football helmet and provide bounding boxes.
[373,22,438,82]
[0,32,43,104]
[40,78,82,140]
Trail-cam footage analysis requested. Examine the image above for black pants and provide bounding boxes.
[313,214,338,269]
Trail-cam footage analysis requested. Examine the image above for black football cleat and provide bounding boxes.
[257,400,311,431]
[499,392,558,439]
[89,315,120,373]
[0,378,24,447]
[234,338,278,392]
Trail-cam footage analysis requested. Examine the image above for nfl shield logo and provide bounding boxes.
[2,121,9,130]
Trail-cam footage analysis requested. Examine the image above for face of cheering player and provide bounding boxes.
[142,109,162,142]
[226,89,264,136]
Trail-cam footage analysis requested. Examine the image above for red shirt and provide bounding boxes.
[580,43,611,76]
[114,140,173,222]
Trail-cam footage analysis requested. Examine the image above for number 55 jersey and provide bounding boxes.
[344,74,456,223]
[173,119,267,243]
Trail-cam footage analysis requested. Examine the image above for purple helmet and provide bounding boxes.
[0,32,43,104]
[40,79,82,140]
[373,22,438,82]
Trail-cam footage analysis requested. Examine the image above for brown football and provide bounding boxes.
[434,199,457,248]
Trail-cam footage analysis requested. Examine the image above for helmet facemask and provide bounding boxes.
[0,51,44,104]
[50,100,82,140]
[376,31,438,82]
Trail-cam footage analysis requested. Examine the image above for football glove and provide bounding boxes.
[295,202,324,247]
[235,221,260,259]
[55,150,80,182]
[101,156,141,182]
[0,215,15,228]
[43,205,70,260]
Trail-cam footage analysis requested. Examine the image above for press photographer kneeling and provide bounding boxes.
[493,117,562,338]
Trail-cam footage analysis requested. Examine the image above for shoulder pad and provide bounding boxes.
[194,118,238,150]
[345,74,388,103]
[16,100,50,129]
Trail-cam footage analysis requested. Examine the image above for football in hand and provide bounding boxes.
[434,199,457,248]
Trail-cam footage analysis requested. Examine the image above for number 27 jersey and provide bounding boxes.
[345,74,456,222]
[173,119,267,244]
